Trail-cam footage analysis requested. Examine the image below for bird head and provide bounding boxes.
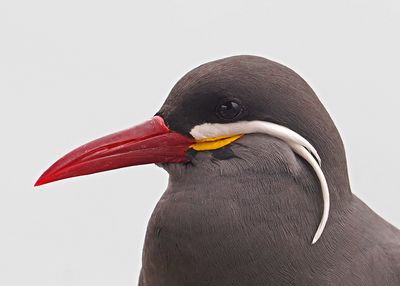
[35,55,350,243]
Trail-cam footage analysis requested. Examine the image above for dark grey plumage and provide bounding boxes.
[139,56,400,285]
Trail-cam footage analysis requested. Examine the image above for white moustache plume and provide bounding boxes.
[190,120,329,244]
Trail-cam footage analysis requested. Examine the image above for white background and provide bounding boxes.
[1,1,399,285]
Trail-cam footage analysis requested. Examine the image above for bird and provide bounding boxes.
[35,55,400,285]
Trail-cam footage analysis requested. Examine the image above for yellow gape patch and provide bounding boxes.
[190,135,243,151]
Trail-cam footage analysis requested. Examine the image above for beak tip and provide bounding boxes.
[34,174,51,187]
[34,178,44,187]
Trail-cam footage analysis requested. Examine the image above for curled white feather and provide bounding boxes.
[191,121,321,166]
[289,143,330,244]
[190,120,329,244]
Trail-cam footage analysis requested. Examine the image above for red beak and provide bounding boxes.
[35,116,194,186]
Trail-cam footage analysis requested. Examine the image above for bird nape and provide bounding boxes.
[36,55,400,286]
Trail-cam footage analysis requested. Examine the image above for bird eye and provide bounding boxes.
[216,100,243,120]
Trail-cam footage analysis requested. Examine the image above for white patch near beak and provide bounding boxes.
[190,121,329,244]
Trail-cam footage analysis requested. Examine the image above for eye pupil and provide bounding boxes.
[217,100,242,119]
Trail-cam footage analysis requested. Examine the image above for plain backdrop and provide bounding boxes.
[1,1,399,285]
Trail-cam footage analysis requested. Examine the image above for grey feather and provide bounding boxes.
[140,56,400,285]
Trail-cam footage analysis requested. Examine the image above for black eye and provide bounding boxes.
[216,100,243,120]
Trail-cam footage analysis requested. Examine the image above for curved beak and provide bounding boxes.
[35,116,194,186]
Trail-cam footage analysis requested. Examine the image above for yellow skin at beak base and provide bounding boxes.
[190,135,243,151]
